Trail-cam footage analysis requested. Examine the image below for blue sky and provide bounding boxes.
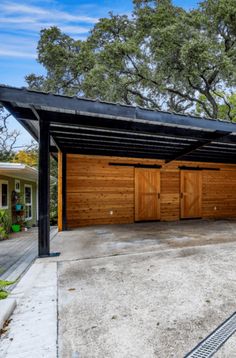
[0,0,198,145]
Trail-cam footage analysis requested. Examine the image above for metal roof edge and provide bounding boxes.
[0,84,234,126]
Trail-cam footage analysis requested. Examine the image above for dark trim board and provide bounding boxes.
[179,166,220,171]
[109,163,162,168]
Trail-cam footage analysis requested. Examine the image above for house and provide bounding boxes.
[0,162,38,229]
[1,85,236,256]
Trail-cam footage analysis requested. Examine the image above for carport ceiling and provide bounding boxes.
[1,85,236,163]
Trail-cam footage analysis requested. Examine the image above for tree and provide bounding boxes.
[13,149,38,167]
[0,107,20,161]
[196,92,236,121]
[26,0,236,120]
[0,107,38,161]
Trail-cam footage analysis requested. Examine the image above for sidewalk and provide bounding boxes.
[0,261,57,358]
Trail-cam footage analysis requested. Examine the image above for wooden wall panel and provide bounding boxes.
[202,170,236,219]
[135,169,161,221]
[180,171,202,219]
[58,151,63,231]
[63,154,236,228]
[66,155,134,227]
[160,171,180,221]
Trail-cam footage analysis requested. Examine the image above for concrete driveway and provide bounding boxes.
[53,220,236,357]
[1,219,236,357]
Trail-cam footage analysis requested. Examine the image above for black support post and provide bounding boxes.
[38,119,50,257]
[62,152,67,231]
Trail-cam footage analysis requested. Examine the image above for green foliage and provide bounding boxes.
[26,0,236,120]
[13,149,38,167]
[196,92,236,121]
[0,280,15,300]
[0,210,10,240]
[0,291,8,300]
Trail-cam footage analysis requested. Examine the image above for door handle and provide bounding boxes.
[158,193,161,199]
[180,192,183,199]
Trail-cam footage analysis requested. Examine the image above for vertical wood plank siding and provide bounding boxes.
[160,170,180,221]
[63,154,236,228]
[58,151,63,231]
[202,170,236,218]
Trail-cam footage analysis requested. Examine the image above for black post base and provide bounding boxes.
[39,252,61,258]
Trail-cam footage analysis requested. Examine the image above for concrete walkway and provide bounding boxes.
[1,220,236,357]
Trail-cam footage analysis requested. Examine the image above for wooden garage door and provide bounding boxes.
[135,168,160,221]
[180,171,202,219]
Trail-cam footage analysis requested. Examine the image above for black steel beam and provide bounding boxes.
[181,154,236,164]
[165,131,231,163]
[1,102,39,140]
[50,145,58,153]
[38,119,50,257]
[50,152,58,162]
[52,131,190,148]
[61,142,174,157]
[56,138,183,154]
[39,110,229,141]
[50,125,196,145]
[63,147,170,159]
[50,123,236,145]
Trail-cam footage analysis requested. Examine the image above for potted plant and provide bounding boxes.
[11,222,21,233]
[15,193,24,211]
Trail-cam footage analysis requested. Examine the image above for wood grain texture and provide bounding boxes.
[63,154,236,228]
[135,168,160,221]
[160,171,180,221]
[202,170,236,218]
[58,151,63,231]
[66,155,134,227]
[180,171,202,219]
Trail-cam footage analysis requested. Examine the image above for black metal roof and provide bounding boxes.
[1,85,236,164]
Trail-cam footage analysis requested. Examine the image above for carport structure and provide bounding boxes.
[1,85,236,256]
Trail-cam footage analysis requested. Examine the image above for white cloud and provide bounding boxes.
[0,1,99,60]
[0,33,37,58]
[0,49,36,58]
[2,2,98,24]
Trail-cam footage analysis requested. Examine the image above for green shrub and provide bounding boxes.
[0,280,15,300]
[0,210,10,240]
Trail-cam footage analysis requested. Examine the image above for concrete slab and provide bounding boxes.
[49,219,236,262]
[57,244,236,357]
[0,261,57,358]
[2,219,236,357]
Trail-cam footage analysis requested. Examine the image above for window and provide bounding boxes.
[15,179,20,192]
[0,180,8,209]
[24,185,32,220]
